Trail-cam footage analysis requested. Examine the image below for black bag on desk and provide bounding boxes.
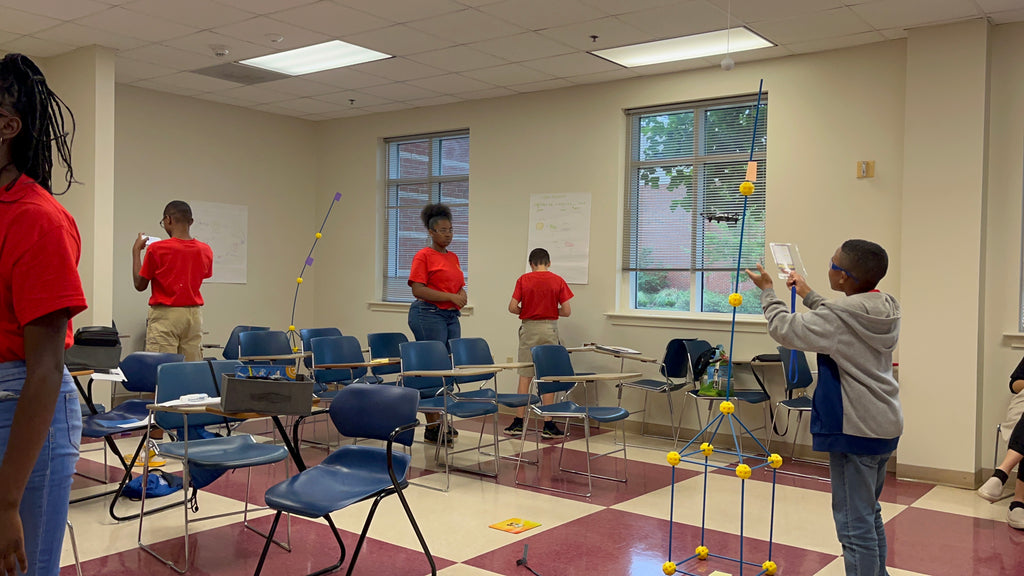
[64,325,122,371]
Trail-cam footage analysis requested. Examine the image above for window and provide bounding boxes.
[383,131,469,302]
[623,95,767,314]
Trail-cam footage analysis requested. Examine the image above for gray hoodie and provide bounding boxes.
[761,288,902,454]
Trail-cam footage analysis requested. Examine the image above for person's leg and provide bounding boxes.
[981,415,1024,500]
[407,302,447,435]
[145,306,180,354]
[830,451,891,576]
[178,307,203,362]
[15,373,81,576]
[1008,478,1024,529]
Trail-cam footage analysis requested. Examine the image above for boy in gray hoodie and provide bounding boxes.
[746,239,901,576]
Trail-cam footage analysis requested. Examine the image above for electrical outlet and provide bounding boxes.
[856,160,875,179]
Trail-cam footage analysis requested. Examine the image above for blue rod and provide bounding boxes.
[768,468,777,560]
[669,466,676,561]
[290,193,342,330]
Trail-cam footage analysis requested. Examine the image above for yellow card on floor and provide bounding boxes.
[709,571,732,576]
[489,518,540,534]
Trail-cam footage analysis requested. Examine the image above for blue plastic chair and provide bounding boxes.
[449,337,540,409]
[399,340,499,491]
[310,335,373,390]
[75,351,183,520]
[253,384,435,576]
[617,338,691,445]
[514,345,631,498]
[769,347,816,458]
[682,338,771,445]
[203,325,269,360]
[367,332,408,383]
[238,330,293,365]
[138,361,290,573]
[299,327,343,369]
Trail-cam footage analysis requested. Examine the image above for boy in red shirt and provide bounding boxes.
[132,201,213,361]
[505,248,573,438]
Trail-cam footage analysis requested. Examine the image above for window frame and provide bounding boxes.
[622,94,768,315]
[382,130,469,304]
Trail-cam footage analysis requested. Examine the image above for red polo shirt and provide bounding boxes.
[408,247,465,310]
[512,270,573,320]
[0,175,88,361]
[140,237,213,306]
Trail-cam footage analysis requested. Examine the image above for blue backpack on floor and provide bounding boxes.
[122,470,183,500]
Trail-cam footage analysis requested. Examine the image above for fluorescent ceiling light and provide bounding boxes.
[240,40,390,76]
[592,28,773,68]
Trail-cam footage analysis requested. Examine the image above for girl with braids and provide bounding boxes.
[0,53,86,576]
[407,203,466,446]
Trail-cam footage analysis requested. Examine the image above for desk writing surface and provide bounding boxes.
[540,372,642,382]
[402,367,501,378]
[455,362,532,370]
[566,345,658,363]
[239,352,310,361]
[316,358,399,369]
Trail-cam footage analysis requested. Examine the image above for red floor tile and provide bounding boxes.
[885,506,1024,575]
[463,508,836,576]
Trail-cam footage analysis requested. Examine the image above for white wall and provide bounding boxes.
[314,40,908,445]
[112,86,320,354]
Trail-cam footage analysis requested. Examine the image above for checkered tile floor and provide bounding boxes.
[61,415,1024,576]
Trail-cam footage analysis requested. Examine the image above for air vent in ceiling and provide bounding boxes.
[192,62,290,85]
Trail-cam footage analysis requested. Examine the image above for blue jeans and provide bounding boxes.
[830,451,891,576]
[408,300,461,351]
[0,361,81,576]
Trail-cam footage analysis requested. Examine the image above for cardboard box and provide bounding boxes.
[220,375,313,416]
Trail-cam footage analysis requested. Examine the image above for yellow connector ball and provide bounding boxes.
[296,277,303,284]
[662,561,677,575]
[288,325,296,332]
[728,292,743,307]
[315,232,322,239]
[736,463,752,480]
[700,442,714,456]
[292,347,299,353]
[739,181,755,195]
[762,560,778,575]
[666,451,681,466]
[768,453,783,468]
[719,401,735,415]
[695,545,709,560]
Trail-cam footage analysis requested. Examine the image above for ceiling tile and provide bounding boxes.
[468,31,575,61]
[193,91,260,106]
[880,27,908,39]
[537,16,652,51]
[212,0,319,15]
[362,101,413,113]
[131,78,203,96]
[454,0,504,6]
[579,0,681,16]
[478,0,607,30]
[459,85,516,99]
[0,31,20,45]
[988,8,1024,24]
[212,16,332,51]
[705,0,843,24]
[315,89,393,107]
[407,8,526,44]
[407,73,494,93]
[256,77,338,97]
[507,77,574,93]
[119,44,222,71]
[462,62,553,85]
[725,44,791,62]
[270,1,393,36]
[274,96,340,114]
[617,1,731,39]
[78,7,200,41]
[0,7,62,35]
[750,7,872,45]
[114,57,179,82]
[360,82,442,101]
[521,52,621,77]
[253,102,310,117]
[143,70,244,92]
[123,0,255,29]
[351,57,448,81]
[563,67,639,85]
[317,107,373,118]
[215,84,295,103]
[341,24,454,56]
[407,94,462,107]
[2,35,77,57]
[406,45,508,72]
[33,22,148,51]
[787,30,886,54]
[338,0,465,23]
[849,0,981,30]
[0,0,110,21]
[163,31,278,61]
[976,0,1024,12]
[302,66,392,88]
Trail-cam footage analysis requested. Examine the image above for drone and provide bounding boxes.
[700,211,741,224]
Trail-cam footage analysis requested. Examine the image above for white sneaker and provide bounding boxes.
[1008,505,1024,530]
[978,476,1006,502]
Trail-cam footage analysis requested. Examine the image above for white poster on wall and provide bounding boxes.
[190,200,247,284]
[527,193,591,284]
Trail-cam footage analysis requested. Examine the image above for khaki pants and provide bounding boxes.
[146,306,203,361]
[517,320,559,378]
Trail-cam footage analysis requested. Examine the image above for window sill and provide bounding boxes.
[1003,332,1024,349]
[367,301,474,316]
[604,311,767,333]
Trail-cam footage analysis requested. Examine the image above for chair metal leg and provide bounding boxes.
[67,520,83,576]
[391,480,437,575]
